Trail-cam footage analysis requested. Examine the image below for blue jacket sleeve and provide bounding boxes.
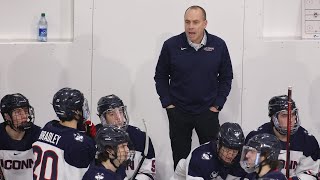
[214,41,233,109]
[154,41,172,108]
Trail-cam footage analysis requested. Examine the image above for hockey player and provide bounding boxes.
[240,133,287,180]
[185,122,246,180]
[0,93,41,180]
[246,95,319,180]
[82,126,131,180]
[96,94,156,180]
[32,87,96,180]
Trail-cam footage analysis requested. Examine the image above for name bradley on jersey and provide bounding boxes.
[38,130,61,145]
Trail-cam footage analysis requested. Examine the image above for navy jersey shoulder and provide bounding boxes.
[37,120,96,168]
[82,164,121,180]
[0,122,41,151]
[188,141,232,179]
[291,126,319,158]
[246,170,286,180]
[262,170,287,180]
[245,122,273,143]
[126,125,155,158]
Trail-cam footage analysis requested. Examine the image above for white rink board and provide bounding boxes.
[1,0,320,179]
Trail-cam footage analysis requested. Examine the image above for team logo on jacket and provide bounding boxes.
[210,171,218,178]
[73,133,84,142]
[204,47,214,51]
[95,173,104,180]
[210,172,223,180]
[201,152,212,160]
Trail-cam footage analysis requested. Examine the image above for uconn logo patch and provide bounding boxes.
[210,171,218,179]
[210,171,224,179]
[201,152,212,160]
[95,173,104,180]
[74,133,84,142]
[204,47,214,51]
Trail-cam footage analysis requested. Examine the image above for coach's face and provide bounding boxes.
[184,8,207,44]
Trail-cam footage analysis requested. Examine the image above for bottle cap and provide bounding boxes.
[41,13,45,17]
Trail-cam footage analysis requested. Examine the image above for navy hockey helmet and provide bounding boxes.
[268,95,300,135]
[240,133,281,173]
[97,94,124,116]
[52,87,89,121]
[268,95,297,117]
[95,126,130,154]
[247,133,281,160]
[97,94,129,129]
[218,122,245,150]
[0,93,35,130]
[95,126,135,166]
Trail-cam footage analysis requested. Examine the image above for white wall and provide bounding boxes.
[1,0,320,179]
[0,0,74,41]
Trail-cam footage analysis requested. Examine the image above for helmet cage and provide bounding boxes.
[99,106,129,130]
[272,108,300,135]
[0,93,35,131]
[217,144,240,166]
[7,106,35,131]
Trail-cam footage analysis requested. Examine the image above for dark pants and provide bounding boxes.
[166,108,220,169]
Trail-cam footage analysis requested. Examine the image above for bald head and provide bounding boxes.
[185,5,206,21]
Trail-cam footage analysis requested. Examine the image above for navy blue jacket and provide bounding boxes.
[154,31,233,114]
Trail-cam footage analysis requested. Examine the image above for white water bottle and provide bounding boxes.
[38,13,48,42]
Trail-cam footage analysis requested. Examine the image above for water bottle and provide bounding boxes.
[38,13,48,42]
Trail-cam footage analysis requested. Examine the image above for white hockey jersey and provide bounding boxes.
[32,120,96,180]
[0,123,41,180]
[125,125,156,180]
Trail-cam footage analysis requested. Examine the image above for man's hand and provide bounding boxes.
[166,105,175,109]
[209,106,219,112]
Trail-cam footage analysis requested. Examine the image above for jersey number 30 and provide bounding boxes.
[33,145,58,180]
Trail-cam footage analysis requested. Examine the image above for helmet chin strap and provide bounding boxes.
[110,158,120,169]
[6,112,33,132]
[256,159,268,177]
[74,110,85,124]
[6,115,23,132]
[17,114,34,131]
[17,122,32,131]
[109,148,122,169]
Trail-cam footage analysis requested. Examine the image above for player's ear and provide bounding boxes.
[106,148,115,157]
[4,113,11,121]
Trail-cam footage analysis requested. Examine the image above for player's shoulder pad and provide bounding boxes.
[302,128,315,137]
